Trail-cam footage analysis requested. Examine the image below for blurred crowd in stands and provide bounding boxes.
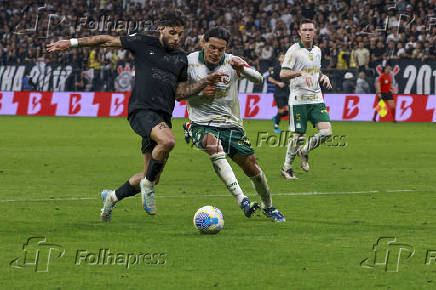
[0,0,434,93]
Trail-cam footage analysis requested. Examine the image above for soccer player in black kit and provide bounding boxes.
[47,9,226,221]
[269,53,290,133]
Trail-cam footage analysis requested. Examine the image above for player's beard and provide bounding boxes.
[161,36,179,50]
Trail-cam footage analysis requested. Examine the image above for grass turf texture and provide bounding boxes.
[1,116,435,289]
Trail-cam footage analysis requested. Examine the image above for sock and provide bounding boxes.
[283,133,305,170]
[114,181,140,201]
[391,106,396,121]
[274,112,284,124]
[141,177,155,190]
[302,128,331,152]
[145,158,165,182]
[250,170,272,209]
[210,152,246,205]
[282,110,289,117]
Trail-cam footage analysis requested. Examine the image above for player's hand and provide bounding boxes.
[202,84,216,99]
[46,40,72,52]
[300,71,312,87]
[206,71,228,84]
[320,75,332,89]
[278,82,285,88]
[230,57,245,73]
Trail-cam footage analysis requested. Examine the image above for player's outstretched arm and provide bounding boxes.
[46,35,121,52]
[231,57,263,83]
[175,71,228,101]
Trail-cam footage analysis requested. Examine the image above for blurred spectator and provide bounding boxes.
[0,0,433,93]
[343,72,355,93]
[351,42,370,72]
[355,71,370,94]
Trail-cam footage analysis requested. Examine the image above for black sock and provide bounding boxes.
[145,158,165,182]
[115,181,140,201]
[275,112,284,124]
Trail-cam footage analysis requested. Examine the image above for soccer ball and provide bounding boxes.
[193,206,224,234]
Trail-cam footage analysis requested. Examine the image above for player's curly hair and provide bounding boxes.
[160,9,186,27]
[204,27,231,44]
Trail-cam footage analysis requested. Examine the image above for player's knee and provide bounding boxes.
[160,137,176,152]
[292,133,306,146]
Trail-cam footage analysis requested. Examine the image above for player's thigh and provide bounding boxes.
[190,123,221,151]
[129,110,172,153]
[289,104,308,133]
[308,103,330,129]
[150,122,175,146]
[201,133,224,155]
[225,127,254,159]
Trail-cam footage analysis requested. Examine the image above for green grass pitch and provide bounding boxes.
[1,116,435,289]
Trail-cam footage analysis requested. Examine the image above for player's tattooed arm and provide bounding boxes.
[47,35,121,52]
[175,71,228,100]
[77,35,122,47]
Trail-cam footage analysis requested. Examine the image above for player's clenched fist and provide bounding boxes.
[230,57,245,73]
[206,71,228,84]
[202,84,217,99]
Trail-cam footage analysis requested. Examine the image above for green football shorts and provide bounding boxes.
[190,123,254,158]
[289,103,331,133]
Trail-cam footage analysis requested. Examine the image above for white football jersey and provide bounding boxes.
[282,42,323,105]
[186,51,243,128]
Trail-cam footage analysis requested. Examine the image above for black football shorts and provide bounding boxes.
[128,109,172,153]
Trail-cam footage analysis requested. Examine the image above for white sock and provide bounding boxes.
[109,190,118,203]
[302,128,331,152]
[283,133,305,170]
[140,178,155,190]
[210,152,246,205]
[250,170,272,209]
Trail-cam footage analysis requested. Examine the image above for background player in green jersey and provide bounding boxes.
[279,19,333,180]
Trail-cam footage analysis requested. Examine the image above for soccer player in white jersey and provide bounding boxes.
[184,27,285,222]
[279,19,333,180]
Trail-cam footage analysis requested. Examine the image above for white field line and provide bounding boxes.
[0,189,417,203]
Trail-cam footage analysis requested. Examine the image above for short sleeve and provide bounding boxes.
[272,63,281,80]
[282,46,296,70]
[178,64,188,82]
[120,34,154,54]
[177,55,188,82]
